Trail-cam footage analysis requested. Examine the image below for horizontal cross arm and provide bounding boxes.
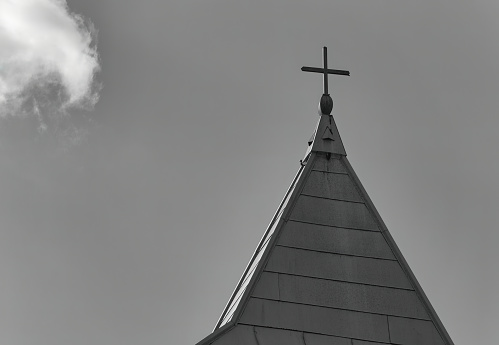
[301,66,350,76]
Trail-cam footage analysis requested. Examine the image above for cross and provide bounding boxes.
[301,47,349,115]
[301,46,350,95]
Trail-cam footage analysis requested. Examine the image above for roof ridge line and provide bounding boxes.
[236,323,393,345]
[212,162,307,330]
[273,244,400,262]
[248,296,433,321]
[341,156,455,345]
[230,152,319,326]
[262,269,415,290]
[285,219,381,233]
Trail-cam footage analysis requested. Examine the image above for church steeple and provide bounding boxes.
[194,48,454,345]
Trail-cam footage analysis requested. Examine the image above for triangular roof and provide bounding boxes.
[195,113,454,345]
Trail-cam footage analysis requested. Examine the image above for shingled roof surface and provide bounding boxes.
[196,114,454,345]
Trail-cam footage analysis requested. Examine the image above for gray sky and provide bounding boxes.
[0,1,498,344]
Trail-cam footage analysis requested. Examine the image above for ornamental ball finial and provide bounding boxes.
[320,94,333,115]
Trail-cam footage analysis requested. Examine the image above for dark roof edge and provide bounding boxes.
[212,159,307,329]
[194,322,235,345]
[231,152,318,325]
[341,156,455,345]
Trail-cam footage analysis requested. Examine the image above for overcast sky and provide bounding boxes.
[0,1,498,344]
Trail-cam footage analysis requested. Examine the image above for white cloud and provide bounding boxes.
[0,0,100,123]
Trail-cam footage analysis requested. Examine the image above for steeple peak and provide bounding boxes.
[308,113,346,156]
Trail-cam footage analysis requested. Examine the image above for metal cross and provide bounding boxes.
[301,47,350,95]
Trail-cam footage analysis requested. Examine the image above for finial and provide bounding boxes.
[320,94,333,115]
[301,47,350,115]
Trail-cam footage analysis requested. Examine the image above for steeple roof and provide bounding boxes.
[195,111,454,345]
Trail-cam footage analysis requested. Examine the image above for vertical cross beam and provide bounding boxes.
[323,46,328,95]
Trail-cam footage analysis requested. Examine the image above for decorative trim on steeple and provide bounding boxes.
[310,114,346,156]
